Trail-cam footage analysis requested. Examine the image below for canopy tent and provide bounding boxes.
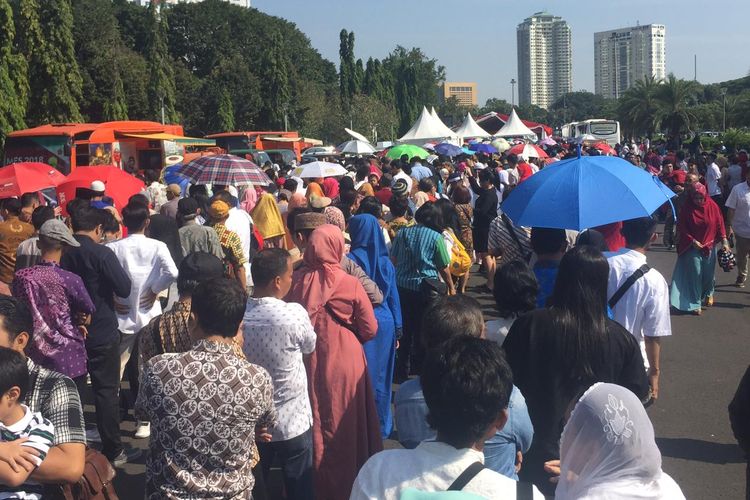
[493,109,537,139]
[398,107,458,144]
[454,113,491,139]
[474,111,553,138]
[430,107,460,138]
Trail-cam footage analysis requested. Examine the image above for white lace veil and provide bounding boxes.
[555,383,666,499]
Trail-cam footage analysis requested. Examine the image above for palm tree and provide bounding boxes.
[654,74,698,141]
[618,75,661,139]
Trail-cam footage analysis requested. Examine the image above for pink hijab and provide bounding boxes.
[322,177,341,199]
[240,187,258,213]
[294,225,346,325]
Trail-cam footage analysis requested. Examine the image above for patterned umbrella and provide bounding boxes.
[177,154,271,186]
[509,143,549,159]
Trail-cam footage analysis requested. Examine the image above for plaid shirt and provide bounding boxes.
[24,359,86,446]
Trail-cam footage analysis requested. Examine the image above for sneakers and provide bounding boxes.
[134,421,151,439]
[85,428,102,444]
[736,276,747,288]
[111,447,142,467]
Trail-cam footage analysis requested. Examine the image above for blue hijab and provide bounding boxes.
[348,214,394,300]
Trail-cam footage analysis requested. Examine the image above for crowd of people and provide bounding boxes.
[0,137,749,499]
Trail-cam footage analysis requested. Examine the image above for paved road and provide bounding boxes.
[106,236,749,499]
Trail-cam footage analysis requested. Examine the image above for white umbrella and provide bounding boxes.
[344,127,371,143]
[298,161,348,178]
[491,138,511,153]
[337,140,376,155]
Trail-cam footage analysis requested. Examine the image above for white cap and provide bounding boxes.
[227,186,238,198]
[90,180,105,193]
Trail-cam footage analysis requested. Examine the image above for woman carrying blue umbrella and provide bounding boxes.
[348,214,402,438]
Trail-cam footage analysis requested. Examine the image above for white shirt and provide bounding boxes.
[107,234,178,335]
[226,207,254,284]
[726,182,750,238]
[350,441,544,500]
[392,171,414,193]
[706,162,722,196]
[606,249,671,369]
[485,316,516,346]
[242,297,316,442]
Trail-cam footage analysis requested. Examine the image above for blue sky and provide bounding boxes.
[253,0,750,105]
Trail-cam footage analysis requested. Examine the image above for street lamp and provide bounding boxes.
[721,88,727,132]
[510,79,517,107]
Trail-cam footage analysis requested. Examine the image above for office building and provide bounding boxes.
[516,12,572,109]
[440,82,478,107]
[594,24,666,99]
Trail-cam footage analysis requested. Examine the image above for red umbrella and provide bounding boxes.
[508,143,549,159]
[593,142,617,155]
[57,166,144,214]
[0,163,67,199]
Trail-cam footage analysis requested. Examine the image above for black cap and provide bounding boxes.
[178,252,224,283]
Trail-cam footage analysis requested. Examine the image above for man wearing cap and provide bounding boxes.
[176,198,224,260]
[159,184,182,220]
[89,180,106,202]
[208,200,248,289]
[12,220,95,381]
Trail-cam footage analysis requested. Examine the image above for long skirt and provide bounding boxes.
[670,247,716,311]
[363,306,397,439]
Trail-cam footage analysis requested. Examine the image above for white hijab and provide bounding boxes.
[555,383,685,500]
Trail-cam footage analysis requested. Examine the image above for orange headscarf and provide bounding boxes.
[306,182,325,201]
[358,183,375,197]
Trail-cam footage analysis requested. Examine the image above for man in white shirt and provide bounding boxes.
[706,153,723,203]
[605,217,671,402]
[212,189,253,287]
[350,336,543,500]
[243,248,316,500]
[391,160,414,193]
[726,177,750,288]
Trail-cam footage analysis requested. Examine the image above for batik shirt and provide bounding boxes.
[13,262,95,379]
[136,339,276,500]
[212,223,248,278]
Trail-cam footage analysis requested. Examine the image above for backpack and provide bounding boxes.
[45,447,118,500]
[447,230,472,277]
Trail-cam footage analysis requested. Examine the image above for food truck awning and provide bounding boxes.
[262,136,323,146]
[119,132,216,147]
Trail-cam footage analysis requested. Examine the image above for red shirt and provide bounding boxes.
[517,162,533,182]
[374,188,393,206]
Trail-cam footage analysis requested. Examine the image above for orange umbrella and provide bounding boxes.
[0,162,67,199]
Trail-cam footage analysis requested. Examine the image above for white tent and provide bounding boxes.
[455,113,491,139]
[494,108,537,138]
[398,107,458,144]
[429,107,459,139]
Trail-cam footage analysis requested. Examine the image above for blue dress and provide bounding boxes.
[348,214,403,438]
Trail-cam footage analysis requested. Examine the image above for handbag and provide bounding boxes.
[420,277,448,299]
[45,447,119,500]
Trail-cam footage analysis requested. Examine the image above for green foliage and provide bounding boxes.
[259,30,290,129]
[478,98,512,116]
[362,58,392,103]
[203,54,260,133]
[438,96,476,128]
[617,75,662,138]
[654,74,698,139]
[338,29,358,108]
[549,91,607,124]
[721,128,750,150]
[145,0,178,124]
[0,0,27,147]
[214,88,235,132]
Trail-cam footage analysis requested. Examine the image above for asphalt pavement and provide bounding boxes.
[106,234,750,499]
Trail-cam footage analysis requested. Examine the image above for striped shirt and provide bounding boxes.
[487,213,532,264]
[391,225,450,291]
[0,405,54,500]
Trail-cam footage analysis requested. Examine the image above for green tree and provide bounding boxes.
[654,74,698,140]
[339,29,358,108]
[202,54,261,132]
[145,0,178,123]
[0,0,27,148]
[438,96,476,128]
[477,98,512,115]
[260,30,290,129]
[618,75,661,138]
[362,58,392,103]
[549,91,608,125]
[214,88,235,132]
[118,47,149,120]
[350,94,398,142]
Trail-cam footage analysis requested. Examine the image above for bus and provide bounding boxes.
[560,119,621,146]
[206,131,322,163]
[3,121,191,175]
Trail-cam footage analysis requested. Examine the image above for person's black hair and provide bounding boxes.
[355,164,370,181]
[128,193,150,207]
[177,197,200,227]
[144,169,160,184]
[506,153,519,165]
[147,214,183,266]
[0,347,30,401]
[31,205,55,231]
[100,210,120,235]
[421,295,484,350]
[434,198,462,241]
[211,190,234,207]
[251,248,291,288]
[379,173,393,188]
[421,336,513,448]
[415,202,443,233]
[547,245,610,380]
[0,296,33,343]
[492,260,539,318]
[530,227,567,255]
[338,176,355,193]
[121,203,150,232]
[402,163,413,175]
[283,178,298,193]
[190,278,246,338]
[388,196,409,218]
[357,196,382,218]
[400,154,409,164]
[390,159,402,172]
[621,216,657,248]
[66,198,88,219]
[410,156,422,164]
[418,178,435,193]
[70,205,104,232]
[3,198,21,216]
[20,192,38,208]
[575,229,609,252]
[478,168,495,187]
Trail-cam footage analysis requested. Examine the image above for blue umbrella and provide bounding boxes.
[434,142,464,157]
[461,147,475,155]
[501,155,676,230]
[469,143,498,154]
[162,164,190,194]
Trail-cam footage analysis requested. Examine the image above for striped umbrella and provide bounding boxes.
[509,143,549,159]
[177,154,272,186]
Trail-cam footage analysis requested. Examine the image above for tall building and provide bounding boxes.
[516,12,572,110]
[440,82,478,107]
[594,24,666,99]
[130,0,251,7]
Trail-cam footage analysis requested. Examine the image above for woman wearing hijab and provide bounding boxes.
[322,176,341,202]
[670,182,729,315]
[251,192,287,248]
[554,383,685,499]
[287,225,382,500]
[240,186,259,213]
[348,214,402,439]
[305,181,325,201]
[503,246,649,495]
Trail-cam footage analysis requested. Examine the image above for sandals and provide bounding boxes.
[705,296,714,307]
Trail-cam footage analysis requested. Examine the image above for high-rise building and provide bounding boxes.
[516,12,572,110]
[130,0,251,7]
[594,24,666,99]
[440,82,478,107]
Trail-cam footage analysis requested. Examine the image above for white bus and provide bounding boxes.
[561,119,621,146]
